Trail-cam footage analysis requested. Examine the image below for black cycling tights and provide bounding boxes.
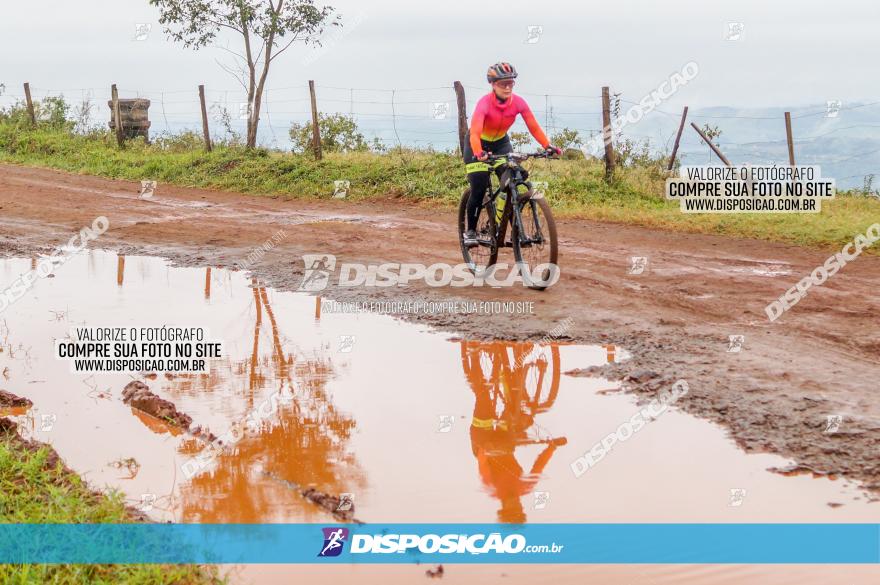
[463,134,512,232]
[466,170,500,231]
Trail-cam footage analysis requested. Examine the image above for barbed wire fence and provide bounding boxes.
[2,81,880,190]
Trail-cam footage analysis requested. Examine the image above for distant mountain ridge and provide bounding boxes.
[631,102,880,189]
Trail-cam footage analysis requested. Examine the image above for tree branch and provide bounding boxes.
[214,58,250,93]
[215,43,248,62]
[269,32,302,61]
[206,16,244,35]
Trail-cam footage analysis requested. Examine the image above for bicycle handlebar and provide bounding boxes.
[514,436,568,447]
[483,150,556,164]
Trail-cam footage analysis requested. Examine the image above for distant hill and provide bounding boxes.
[624,102,880,190]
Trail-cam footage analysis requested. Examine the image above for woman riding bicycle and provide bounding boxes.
[462,62,561,246]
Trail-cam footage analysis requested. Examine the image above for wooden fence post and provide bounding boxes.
[667,106,689,171]
[690,122,731,167]
[199,85,212,152]
[23,83,36,126]
[601,86,615,181]
[453,81,468,154]
[308,80,322,160]
[111,84,124,148]
[117,255,125,287]
[784,111,795,166]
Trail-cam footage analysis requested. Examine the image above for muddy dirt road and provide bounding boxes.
[0,161,880,583]
[0,162,878,497]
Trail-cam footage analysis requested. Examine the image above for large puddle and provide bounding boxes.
[0,250,877,584]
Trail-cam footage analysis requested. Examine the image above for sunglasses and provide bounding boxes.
[494,80,516,89]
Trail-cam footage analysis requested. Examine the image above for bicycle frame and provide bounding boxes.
[460,340,562,439]
[484,154,545,248]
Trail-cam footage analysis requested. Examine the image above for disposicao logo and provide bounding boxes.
[318,527,349,557]
[317,529,564,557]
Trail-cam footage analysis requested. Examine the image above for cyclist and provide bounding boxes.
[462,62,561,246]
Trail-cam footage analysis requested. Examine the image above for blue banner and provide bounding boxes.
[0,524,876,564]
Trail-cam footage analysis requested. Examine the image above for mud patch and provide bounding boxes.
[425,565,444,579]
[301,487,358,523]
[0,250,876,536]
[2,156,880,585]
[122,380,194,430]
[0,389,32,407]
[263,471,361,523]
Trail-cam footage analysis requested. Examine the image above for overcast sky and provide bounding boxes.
[1,0,878,109]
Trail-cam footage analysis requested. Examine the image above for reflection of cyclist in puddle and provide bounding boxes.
[461,340,566,523]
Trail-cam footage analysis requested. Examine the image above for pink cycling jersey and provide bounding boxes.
[469,93,550,155]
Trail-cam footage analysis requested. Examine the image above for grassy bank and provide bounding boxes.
[0,419,221,584]
[0,120,878,252]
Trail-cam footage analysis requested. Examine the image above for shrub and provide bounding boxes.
[0,96,72,131]
[289,113,368,154]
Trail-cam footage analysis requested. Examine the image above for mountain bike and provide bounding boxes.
[459,340,563,433]
[457,152,559,291]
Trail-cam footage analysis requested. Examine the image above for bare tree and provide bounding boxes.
[150,0,340,148]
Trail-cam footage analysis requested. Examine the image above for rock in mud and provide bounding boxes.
[626,369,659,383]
[425,565,444,578]
[0,417,18,434]
[767,463,828,477]
[300,487,356,522]
[0,390,32,407]
[121,380,193,429]
[564,366,605,377]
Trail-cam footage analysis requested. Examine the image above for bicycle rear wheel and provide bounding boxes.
[458,188,499,275]
[512,197,559,291]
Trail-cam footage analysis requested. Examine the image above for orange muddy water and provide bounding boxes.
[0,250,877,584]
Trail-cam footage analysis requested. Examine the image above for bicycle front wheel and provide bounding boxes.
[512,197,559,290]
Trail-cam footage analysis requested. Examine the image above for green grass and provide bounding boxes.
[0,124,878,252]
[0,422,221,584]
